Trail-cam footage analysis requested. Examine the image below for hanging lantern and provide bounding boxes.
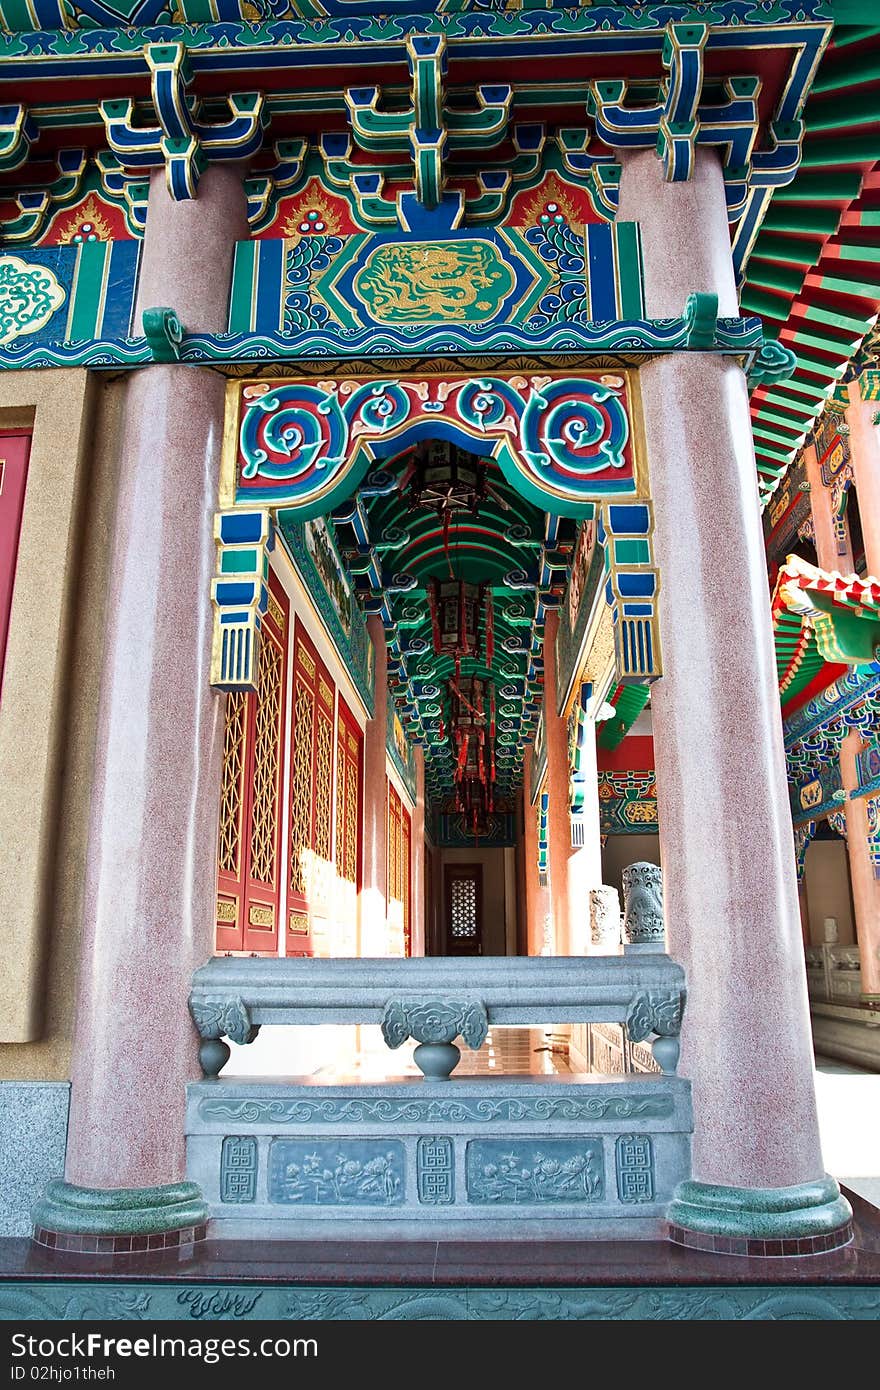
[430,579,481,659]
[407,439,487,517]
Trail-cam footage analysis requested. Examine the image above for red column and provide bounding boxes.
[359,615,389,954]
[840,730,880,1001]
[847,378,880,579]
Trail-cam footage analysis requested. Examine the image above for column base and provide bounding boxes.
[32,1180,208,1255]
[668,1177,853,1257]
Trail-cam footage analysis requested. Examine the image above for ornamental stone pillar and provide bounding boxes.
[617,148,851,1252]
[359,614,389,955]
[840,730,880,1001]
[33,165,249,1251]
[846,376,880,579]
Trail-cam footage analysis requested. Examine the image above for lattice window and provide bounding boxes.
[289,664,314,899]
[451,876,477,937]
[386,781,412,956]
[287,620,337,953]
[215,570,288,954]
[218,692,247,878]
[249,631,284,886]
[336,698,362,888]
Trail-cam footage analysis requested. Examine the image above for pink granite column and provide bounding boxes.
[804,440,854,572]
[33,166,249,1247]
[840,730,880,1000]
[617,148,850,1250]
[522,745,550,956]
[410,746,426,956]
[359,615,389,954]
[846,377,880,578]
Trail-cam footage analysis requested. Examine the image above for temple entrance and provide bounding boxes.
[444,863,482,956]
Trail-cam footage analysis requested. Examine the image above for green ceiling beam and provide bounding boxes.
[753,425,802,449]
[755,443,798,464]
[760,204,843,236]
[751,233,825,267]
[739,286,791,321]
[812,48,880,90]
[772,172,863,202]
[811,268,880,297]
[746,260,806,295]
[801,300,876,334]
[800,134,880,166]
[785,324,862,354]
[805,89,880,131]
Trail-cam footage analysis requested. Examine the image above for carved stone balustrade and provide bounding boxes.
[804,943,862,1004]
[189,954,687,1079]
[187,955,691,1239]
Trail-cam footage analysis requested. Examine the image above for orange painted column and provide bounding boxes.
[542,610,586,954]
[804,440,854,573]
[840,730,880,1000]
[522,745,549,956]
[359,615,388,954]
[847,377,880,578]
[410,746,426,956]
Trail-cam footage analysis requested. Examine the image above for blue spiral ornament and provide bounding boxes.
[345,381,412,437]
[519,379,630,502]
[456,378,525,435]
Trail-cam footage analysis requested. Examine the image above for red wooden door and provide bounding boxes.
[445,864,483,956]
[216,568,289,954]
[0,431,31,702]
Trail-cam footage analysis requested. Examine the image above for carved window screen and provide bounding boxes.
[386,781,412,957]
[287,618,337,955]
[216,568,289,954]
[336,695,362,889]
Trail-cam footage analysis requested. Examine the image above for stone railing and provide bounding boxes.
[805,944,862,1004]
[187,945,691,1239]
[189,954,686,1080]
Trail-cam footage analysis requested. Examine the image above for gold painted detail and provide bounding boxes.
[249,630,284,887]
[216,898,237,924]
[57,194,113,245]
[290,681,314,896]
[289,911,309,936]
[622,800,658,825]
[267,589,285,632]
[296,642,316,679]
[248,903,274,928]
[319,675,333,710]
[218,691,247,876]
[335,723,347,881]
[353,241,515,324]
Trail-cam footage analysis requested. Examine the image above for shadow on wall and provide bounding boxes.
[602,834,661,899]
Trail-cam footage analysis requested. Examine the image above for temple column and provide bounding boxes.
[575,694,605,956]
[846,377,880,578]
[34,165,249,1249]
[543,611,575,953]
[840,730,880,1001]
[617,148,851,1251]
[804,440,853,572]
[522,745,550,956]
[410,746,426,956]
[359,615,389,955]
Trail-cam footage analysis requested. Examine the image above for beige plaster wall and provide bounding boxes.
[601,833,661,900]
[0,372,125,1074]
[804,838,856,947]
[436,847,511,956]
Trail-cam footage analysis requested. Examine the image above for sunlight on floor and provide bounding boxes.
[814,1055,880,1209]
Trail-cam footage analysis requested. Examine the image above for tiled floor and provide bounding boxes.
[312,1026,572,1081]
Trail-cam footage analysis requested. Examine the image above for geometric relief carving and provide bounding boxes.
[417,1137,455,1206]
[218,691,247,877]
[220,1136,258,1204]
[268,1140,405,1206]
[466,1139,604,1204]
[615,1134,654,1204]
